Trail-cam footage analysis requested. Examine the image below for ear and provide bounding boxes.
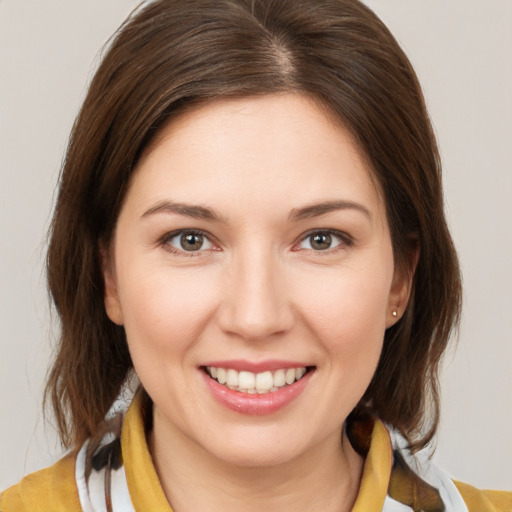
[100,243,124,326]
[386,247,419,328]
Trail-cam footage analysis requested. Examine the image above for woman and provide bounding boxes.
[1,0,510,510]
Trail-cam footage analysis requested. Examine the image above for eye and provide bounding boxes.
[165,230,215,253]
[297,230,348,251]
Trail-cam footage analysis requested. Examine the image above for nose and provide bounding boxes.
[216,250,295,341]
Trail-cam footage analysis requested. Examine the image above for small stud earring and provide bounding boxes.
[392,310,398,318]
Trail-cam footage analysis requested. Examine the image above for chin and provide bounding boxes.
[195,421,323,469]
[209,440,304,468]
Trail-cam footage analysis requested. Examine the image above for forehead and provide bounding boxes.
[129,93,385,225]
[143,93,369,169]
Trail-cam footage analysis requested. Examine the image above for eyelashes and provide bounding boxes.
[294,229,352,252]
[160,229,217,256]
[159,228,353,257]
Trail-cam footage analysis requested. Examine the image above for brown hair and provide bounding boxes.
[46,0,461,452]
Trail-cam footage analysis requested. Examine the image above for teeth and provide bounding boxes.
[226,369,238,387]
[206,366,309,394]
[239,371,255,390]
[285,368,296,385]
[255,371,273,392]
[273,369,286,387]
[217,367,227,384]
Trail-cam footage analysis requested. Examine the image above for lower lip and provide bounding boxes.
[202,370,313,415]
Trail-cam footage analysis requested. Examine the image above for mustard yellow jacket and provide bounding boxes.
[2,394,511,512]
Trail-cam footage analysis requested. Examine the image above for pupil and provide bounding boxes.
[181,233,203,251]
[311,233,331,250]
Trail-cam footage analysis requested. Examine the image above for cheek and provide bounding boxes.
[117,264,220,360]
[293,264,391,360]
[287,264,391,421]
[298,266,390,324]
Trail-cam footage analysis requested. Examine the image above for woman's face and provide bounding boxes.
[104,93,410,467]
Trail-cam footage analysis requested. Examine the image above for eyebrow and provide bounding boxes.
[141,200,225,222]
[141,199,371,223]
[289,200,371,221]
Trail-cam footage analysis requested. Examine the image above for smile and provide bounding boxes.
[204,366,310,394]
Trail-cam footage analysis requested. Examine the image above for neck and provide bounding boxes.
[149,414,364,512]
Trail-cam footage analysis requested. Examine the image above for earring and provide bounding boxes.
[392,310,398,318]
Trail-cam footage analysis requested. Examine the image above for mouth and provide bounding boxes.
[203,365,315,395]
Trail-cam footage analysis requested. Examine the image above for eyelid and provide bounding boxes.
[159,228,352,256]
[293,229,353,252]
[160,228,219,256]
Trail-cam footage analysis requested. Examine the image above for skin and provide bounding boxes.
[103,93,413,512]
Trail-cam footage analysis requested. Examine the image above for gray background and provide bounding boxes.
[1,0,511,491]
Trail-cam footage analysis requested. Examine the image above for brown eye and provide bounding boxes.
[181,233,204,251]
[310,233,332,250]
[166,230,214,253]
[297,231,346,251]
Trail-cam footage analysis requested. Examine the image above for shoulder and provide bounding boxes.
[379,423,511,512]
[0,452,81,512]
[454,480,512,512]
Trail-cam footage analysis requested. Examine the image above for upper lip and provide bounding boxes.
[201,359,313,373]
